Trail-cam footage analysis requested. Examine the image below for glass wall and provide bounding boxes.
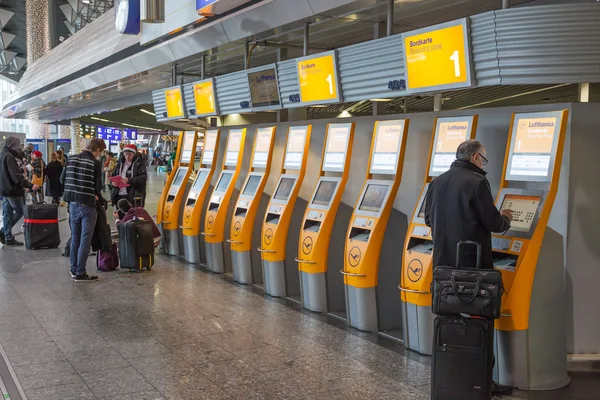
[0,79,37,136]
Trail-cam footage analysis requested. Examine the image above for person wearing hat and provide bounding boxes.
[111,144,147,219]
[29,150,45,204]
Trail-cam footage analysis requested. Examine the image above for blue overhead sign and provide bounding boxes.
[115,0,141,35]
[96,126,137,141]
[197,0,220,13]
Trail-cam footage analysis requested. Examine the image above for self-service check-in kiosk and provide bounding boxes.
[228,126,276,284]
[297,123,354,313]
[259,125,311,298]
[341,120,408,332]
[160,131,198,255]
[492,110,569,390]
[181,130,221,264]
[400,116,478,355]
[157,132,184,252]
[202,128,246,273]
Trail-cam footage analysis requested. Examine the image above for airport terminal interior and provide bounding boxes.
[0,0,599,399]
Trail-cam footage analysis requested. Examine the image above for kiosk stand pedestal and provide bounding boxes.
[203,128,246,274]
[491,110,570,390]
[260,125,312,298]
[342,120,409,332]
[297,123,354,312]
[229,127,276,284]
[181,130,221,264]
[400,116,478,355]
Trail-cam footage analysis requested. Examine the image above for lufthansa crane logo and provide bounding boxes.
[264,228,273,245]
[184,210,191,224]
[233,221,241,237]
[348,246,361,267]
[407,259,423,283]
[302,236,313,255]
[165,206,171,218]
[207,215,214,229]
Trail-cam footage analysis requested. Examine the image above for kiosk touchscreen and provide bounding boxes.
[297,123,355,313]
[400,115,478,355]
[341,120,408,332]
[160,131,198,256]
[202,128,246,273]
[492,110,569,390]
[181,130,221,264]
[228,127,276,285]
[259,125,312,298]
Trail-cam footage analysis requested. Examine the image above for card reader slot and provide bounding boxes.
[303,219,321,233]
[265,213,280,225]
[407,237,433,254]
[209,202,220,211]
[349,227,371,242]
[167,195,176,202]
[235,207,248,218]
[186,198,196,207]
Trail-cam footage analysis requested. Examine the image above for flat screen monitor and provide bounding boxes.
[247,67,280,108]
[215,172,233,192]
[172,168,186,187]
[312,180,338,206]
[192,170,209,192]
[500,194,540,233]
[242,175,261,196]
[359,184,388,213]
[274,177,295,201]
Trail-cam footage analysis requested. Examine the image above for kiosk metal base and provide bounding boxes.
[158,225,165,253]
[183,235,201,264]
[345,285,378,332]
[401,301,433,355]
[205,242,225,273]
[300,272,327,313]
[263,260,286,297]
[164,229,179,256]
[232,250,252,284]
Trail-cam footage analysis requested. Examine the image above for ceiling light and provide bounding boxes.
[311,105,329,108]
[338,110,352,118]
[121,122,163,132]
[140,109,156,116]
[369,98,393,102]
[91,117,110,122]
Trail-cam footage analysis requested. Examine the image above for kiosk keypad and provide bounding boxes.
[354,217,369,227]
[268,205,284,214]
[238,200,250,209]
[307,211,324,220]
[411,226,431,237]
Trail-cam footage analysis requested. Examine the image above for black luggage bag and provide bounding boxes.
[118,199,154,272]
[24,203,60,250]
[431,315,494,400]
[431,241,503,319]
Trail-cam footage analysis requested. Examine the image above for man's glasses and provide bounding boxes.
[478,153,488,166]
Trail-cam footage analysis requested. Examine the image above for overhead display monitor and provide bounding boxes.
[247,66,281,110]
[429,116,476,176]
[192,170,209,192]
[296,51,342,106]
[215,172,233,192]
[172,167,187,187]
[252,127,274,168]
[402,18,473,93]
[500,194,540,233]
[323,123,352,172]
[274,177,295,201]
[242,175,262,197]
[192,78,218,117]
[165,86,185,119]
[359,184,389,213]
[312,180,338,207]
[225,129,243,167]
[180,131,196,164]
[283,126,308,170]
[370,120,405,174]
[202,130,218,165]
[506,111,563,182]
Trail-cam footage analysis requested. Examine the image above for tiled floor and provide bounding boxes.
[0,171,596,400]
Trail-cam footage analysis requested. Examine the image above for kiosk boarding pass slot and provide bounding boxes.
[370,120,406,174]
[283,127,309,170]
[265,175,298,224]
[349,181,392,242]
[429,116,477,177]
[167,167,188,200]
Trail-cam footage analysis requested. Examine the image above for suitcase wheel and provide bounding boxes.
[146,265,152,271]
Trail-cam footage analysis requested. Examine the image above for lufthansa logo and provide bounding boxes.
[407,259,423,283]
[348,246,361,267]
[264,228,273,245]
[207,215,214,228]
[184,210,191,223]
[302,236,313,255]
[233,221,241,236]
[519,121,526,130]
[165,206,171,218]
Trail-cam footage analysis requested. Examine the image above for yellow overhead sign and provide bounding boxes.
[193,79,217,116]
[403,19,473,92]
[165,87,185,118]
[297,51,341,105]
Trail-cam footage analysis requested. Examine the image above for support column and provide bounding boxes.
[71,120,81,154]
[26,0,51,66]
[387,0,394,36]
[433,94,442,112]
[579,83,590,102]
[502,0,510,9]
[303,22,310,56]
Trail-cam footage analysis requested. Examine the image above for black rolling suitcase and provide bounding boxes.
[118,198,154,272]
[431,315,494,400]
[24,203,60,250]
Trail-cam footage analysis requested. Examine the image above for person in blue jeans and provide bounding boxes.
[62,139,106,282]
[0,137,39,246]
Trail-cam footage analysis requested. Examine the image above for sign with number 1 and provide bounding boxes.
[296,51,342,106]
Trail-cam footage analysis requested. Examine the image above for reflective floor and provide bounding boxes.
[0,170,596,400]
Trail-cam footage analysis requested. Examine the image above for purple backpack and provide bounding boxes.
[97,243,119,271]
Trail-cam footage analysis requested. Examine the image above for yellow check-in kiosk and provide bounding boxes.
[157,132,184,253]
[341,120,408,332]
[259,125,311,298]
[400,116,478,355]
[160,131,198,256]
[202,128,247,273]
[297,122,354,312]
[228,126,276,284]
[492,110,569,390]
[181,130,221,264]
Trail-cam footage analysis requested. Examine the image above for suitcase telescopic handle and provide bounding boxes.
[456,240,482,269]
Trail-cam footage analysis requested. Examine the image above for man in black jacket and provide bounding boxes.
[0,137,39,246]
[111,144,147,218]
[425,140,513,270]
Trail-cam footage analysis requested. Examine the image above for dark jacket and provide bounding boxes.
[91,202,112,252]
[0,137,33,197]
[424,160,510,270]
[111,153,147,205]
[63,150,103,207]
[45,160,64,198]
